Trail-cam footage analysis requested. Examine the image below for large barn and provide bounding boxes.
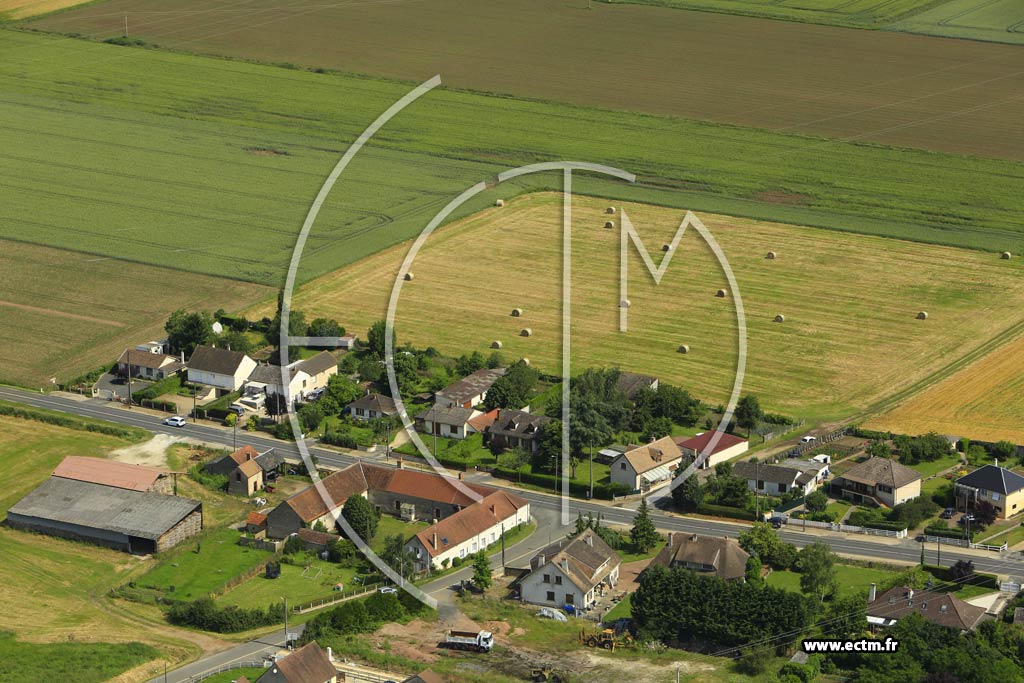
[6,477,202,554]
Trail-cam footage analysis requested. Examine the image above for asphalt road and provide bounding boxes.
[3,386,1024,578]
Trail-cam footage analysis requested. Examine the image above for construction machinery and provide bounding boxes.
[530,667,569,682]
[579,627,633,651]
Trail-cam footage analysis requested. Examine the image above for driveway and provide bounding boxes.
[93,372,152,400]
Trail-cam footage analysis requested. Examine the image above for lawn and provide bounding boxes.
[766,564,900,598]
[905,452,963,479]
[218,558,358,611]
[867,334,1024,444]
[137,527,274,601]
[603,593,632,622]
[0,631,159,683]
[824,500,851,522]
[371,515,429,554]
[27,0,1024,162]
[616,540,667,564]
[201,667,269,683]
[888,0,1024,44]
[267,193,1024,421]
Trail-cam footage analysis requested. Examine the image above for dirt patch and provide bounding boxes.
[110,433,178,468]
[755,190,810,206]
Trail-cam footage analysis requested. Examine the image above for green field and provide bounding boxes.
[137,527,273,601]
[219,558,358,611]
[766,565,900,597]
[0,28,1023,295]
[889,0,1024,43]
[604,0,937,27]
[0,631,159,683]
[201,667,269,683]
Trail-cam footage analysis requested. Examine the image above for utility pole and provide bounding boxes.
[126,360,132,410]
[281,596,289,648]
[937,537,941,565]
[233,417,238,449]
[124,14,128,37]
[501,522,506,567]
[589,440,594,500]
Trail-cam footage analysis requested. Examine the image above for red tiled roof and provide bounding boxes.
[468,408,499,433]
[675,431,747,456]
[246,511,267,526]
[414,490,528,558]
[237,459,263,479]
[229,445,260,466]
[52,456,168,492]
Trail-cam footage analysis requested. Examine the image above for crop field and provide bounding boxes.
[0,0,87,20]
[257,193,1024,421]
[866,334,1024,443]
[0,240,272,387]
[0,415,200,674]
[27,0,1024,160]
[1,31,1024,292]
[889,0,1024,44]
[604,0,939,28]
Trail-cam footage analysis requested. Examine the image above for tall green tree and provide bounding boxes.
[796,542,837,601]
[630,498,660,553]
[734,394,763,436]
[341,494,378,542]
[381,533,416,578]
[366,320,390,358]
[671,471,704,512]
[471,550,492,592]
[165,309,215,356]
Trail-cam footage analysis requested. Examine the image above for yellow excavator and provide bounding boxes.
[579,627,634,651]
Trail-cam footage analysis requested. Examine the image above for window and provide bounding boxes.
[565,594,574,605]
[459,548,466,558]
[449,424,458,435]
[620,463,627,470]
[356,408,364,416]
[778,484,787,493]
[395,500,401,511]
[543,574,551,583]
[546,591,555,602]
[992,492,1001,501]
[434,508,441,519]
[555,576,562,585]
[757,480,764,489]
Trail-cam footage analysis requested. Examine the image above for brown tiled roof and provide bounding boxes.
[530,529,620,592]
[675,431,748,456]
[651,533,750,581]
[117,348,181,371]
[615,371,658,399]
[246,511,267,526]
[620,436,682,475]
[273,641,336,683]
[347,393,398,415]
[283,466,373,522]
[842,457,921,489]
[237,459,263,479]
[869,586,986,631]
[404,672,447,683]
[229,445,261,466]
[468,408,499,433]
[188,345,251,375]
[297,527,336,546]
[384,468,493,508]
[298,351,337,377]
[52,456,168,492]
[437,368,505,405]
[414,489,528,558]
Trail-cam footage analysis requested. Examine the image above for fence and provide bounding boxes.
[292,581,384,614]
[782,427,851,459]
[338,665,399,683]
[238,536,284,552]
[789,518,906,538]
[186,660,266,683]
[923,534,971,548]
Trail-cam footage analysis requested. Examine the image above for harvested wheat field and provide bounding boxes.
[0,0,88,19]
[254,193,1024,422]
[866,334,1024,443]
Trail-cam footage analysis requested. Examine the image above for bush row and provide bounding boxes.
[491,465,632,500]
[0,401,146,440]
[697,502,758,521]
[167,597,283,633]
[924,525,968,540]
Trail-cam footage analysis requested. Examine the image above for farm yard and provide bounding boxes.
[253,193,1024,422]
[0,240,272,387]
[26,0,1024,162]
[866,334,1024,443]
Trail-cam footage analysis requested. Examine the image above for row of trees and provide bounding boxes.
[671,462,754,512]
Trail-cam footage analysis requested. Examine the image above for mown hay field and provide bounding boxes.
[0,240,272,387]
[256,194,1024,422]
[1,29,1023,289]
[0,416,198,674]
[28,0,1024,159]
[888,0,1024,44]
[604,0,941,28]
[866,334,1024,443]
[0,0,88,20]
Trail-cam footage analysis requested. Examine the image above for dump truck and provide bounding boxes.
[443,629,494,653]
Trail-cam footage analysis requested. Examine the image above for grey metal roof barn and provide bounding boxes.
[6,477,202,553]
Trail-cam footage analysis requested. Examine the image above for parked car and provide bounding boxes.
[940,508,955,519]
[378,586,398,594]
[769,515,787,529]
[163,416,187,427]
[228,403,246,415]
[800,435,818,444]
[307,387,326,401]
[959,513,976,526]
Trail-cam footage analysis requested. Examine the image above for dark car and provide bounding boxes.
[769,515,786,529]
[959,513,976,525]
[940,508,955,519]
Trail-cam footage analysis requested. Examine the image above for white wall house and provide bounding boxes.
[609,436,682,492]
[186,345,257,394]
[416,404,479,440]
[518,529,621,610]
[406,491,529,571]
[676,432,749,470]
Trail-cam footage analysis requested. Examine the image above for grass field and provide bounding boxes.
[0,240,272,387]
[0,31,1021,291]
[218,559,357,611]
[0,631,158,683]
[201,667,268,683]
[766,564,899,597]
[27,0,1024,160]
[889,0,1024,43]
[255,193,1024,421]
[866,334,1024,443]
[0,414,206,676]
[604,0,939,28]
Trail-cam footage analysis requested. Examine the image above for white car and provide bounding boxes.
[378,586,398,595]
[800,435,817,444]
[163,416,187,427]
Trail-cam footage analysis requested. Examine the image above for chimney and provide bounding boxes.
[586,533,593,547]
[668,533,674,547]
[431,532,438,550]
[489,504,495,514]
[396,459,403,470]
[458,472,464,480]
[180,351,185,363]
[868,583,877,603]
[327,646,333,662]
[561,558,569,572]
[907,589,914,600]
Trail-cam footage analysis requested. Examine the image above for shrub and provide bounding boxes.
[167,598,282,633]
[187,463,227,491]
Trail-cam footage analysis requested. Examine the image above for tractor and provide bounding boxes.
[579,627,633,651]
[530,667,569,682]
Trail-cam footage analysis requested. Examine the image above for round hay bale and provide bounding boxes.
[620,299,631,309]
[520,328,532,337]
[662,243,671,252]
[521,358,530,366]
[766,251,777,260]
[404,272,414,281]
[1001,251,1012,260]
[774,314,785,323]
[491,340,502,349]
[604,220,616,229]
[715,289,727,298]
[511,308,523,317]
[495,199,505,207]
[917,311,929,320]
[677,344,690,354]
[605,206,616,215]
